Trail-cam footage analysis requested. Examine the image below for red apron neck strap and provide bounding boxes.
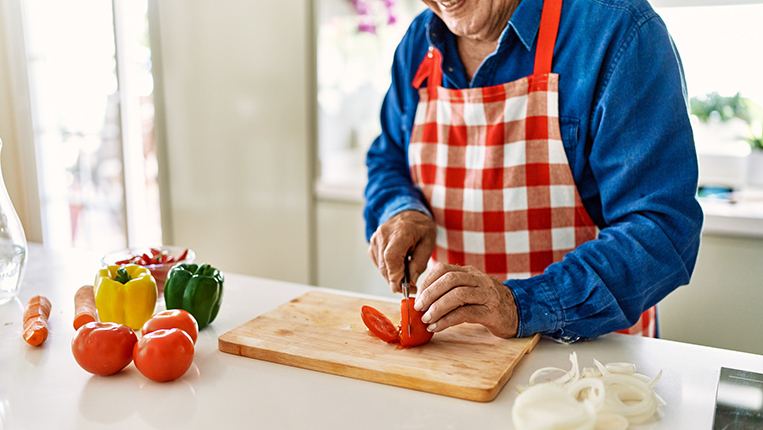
[412,46,443,95]
[533,0,563,75]
[412,0,562,89]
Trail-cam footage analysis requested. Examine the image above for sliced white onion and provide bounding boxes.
[600,375,657,424]
[605,362,637,375]
[593,359,611,377]
[648,370,663,388]
[512,383,597,430]
[529,367,572,386]
[567,377,606,410]
[594,412,629,430]
[513,354,664,429]
[569,352,581,383]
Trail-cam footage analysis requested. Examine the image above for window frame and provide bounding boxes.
[1,0,160,248]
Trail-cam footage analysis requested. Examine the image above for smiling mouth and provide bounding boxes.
[439,0,462,8]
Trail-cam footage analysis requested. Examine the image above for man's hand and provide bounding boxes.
[368,210,436,294]
[413,263,519,338]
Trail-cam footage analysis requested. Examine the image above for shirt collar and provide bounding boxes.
[425,0,544,52]
[509,0,544,51]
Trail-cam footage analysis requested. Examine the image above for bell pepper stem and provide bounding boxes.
[115,267,132,284]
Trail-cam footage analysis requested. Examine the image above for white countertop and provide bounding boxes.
[699,196,763,238]
[2,243,763,429]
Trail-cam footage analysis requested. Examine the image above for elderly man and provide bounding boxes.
[364,0,702,342]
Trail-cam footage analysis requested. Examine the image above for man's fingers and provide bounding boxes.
[425,304,490,333]
[404,262,519,338]
[369,232,391,286]
[415,262,461,297]
[368,210,437,295]
[408,243,431,288]
[414,265,473,312]
[383,238,408,293]
[426,299,517,338]
[420,281,490,324]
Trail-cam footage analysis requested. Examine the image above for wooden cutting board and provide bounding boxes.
[218,290,540,402]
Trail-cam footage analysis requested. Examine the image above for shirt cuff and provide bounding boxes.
[378,195,432,226]
[506,275,563,338]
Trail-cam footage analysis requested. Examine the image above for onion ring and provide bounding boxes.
[513,354,664,429]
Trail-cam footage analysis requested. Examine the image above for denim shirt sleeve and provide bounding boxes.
[364,24,432,241]
[509,16,703,342]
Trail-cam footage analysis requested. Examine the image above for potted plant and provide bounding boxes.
[690,92,763,188]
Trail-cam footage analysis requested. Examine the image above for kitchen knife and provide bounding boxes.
[402,254,411,337]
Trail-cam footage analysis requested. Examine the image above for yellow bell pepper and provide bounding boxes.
[94,264,157,330]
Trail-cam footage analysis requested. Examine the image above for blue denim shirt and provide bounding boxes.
[364,0,703,342]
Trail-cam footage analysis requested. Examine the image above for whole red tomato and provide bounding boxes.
[142,309,199,344]
[72,322,138,375]
[133,328,194,382]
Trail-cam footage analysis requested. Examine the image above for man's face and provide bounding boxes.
[420,0,519,42]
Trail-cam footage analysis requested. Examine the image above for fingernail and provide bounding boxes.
[411,271,420,285]
[421,311,431,323]
[414,300,424,311]
[427,323,436,332]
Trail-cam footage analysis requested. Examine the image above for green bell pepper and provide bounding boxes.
[164,263,224,329]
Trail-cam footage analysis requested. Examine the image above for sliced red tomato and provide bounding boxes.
[361,305,399,343]
[399,297,433,347]
[361,298,433,347]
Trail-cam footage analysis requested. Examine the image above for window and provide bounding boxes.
[19,0,161,253]
[316,0,425,199]
[655,1,763,191]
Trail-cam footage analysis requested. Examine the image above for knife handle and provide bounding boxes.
[403,254,411,285]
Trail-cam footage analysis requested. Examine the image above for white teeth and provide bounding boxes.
[440,0,461,7]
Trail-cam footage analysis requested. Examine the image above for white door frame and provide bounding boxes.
[0,0,43,243]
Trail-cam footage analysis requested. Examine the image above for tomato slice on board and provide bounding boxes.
[361,305,399,343]
[399,297,433,347]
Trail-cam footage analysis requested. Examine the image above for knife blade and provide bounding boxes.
[402,254,411,337]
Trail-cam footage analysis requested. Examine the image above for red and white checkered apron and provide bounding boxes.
[407,0,655,337]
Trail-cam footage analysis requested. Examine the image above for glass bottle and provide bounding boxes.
[0,138,27,305]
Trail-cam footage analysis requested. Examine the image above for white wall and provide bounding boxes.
[150,0,316,284]
[659,233,763,355]
[316,198,391,298]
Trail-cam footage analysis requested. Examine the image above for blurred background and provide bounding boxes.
[0,0,762,354]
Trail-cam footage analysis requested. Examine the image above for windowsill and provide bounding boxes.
[315,179,366,203]
[315,149,367,204]
[700,192,763,238]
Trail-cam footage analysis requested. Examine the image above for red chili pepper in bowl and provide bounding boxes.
[102,247,195,296]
